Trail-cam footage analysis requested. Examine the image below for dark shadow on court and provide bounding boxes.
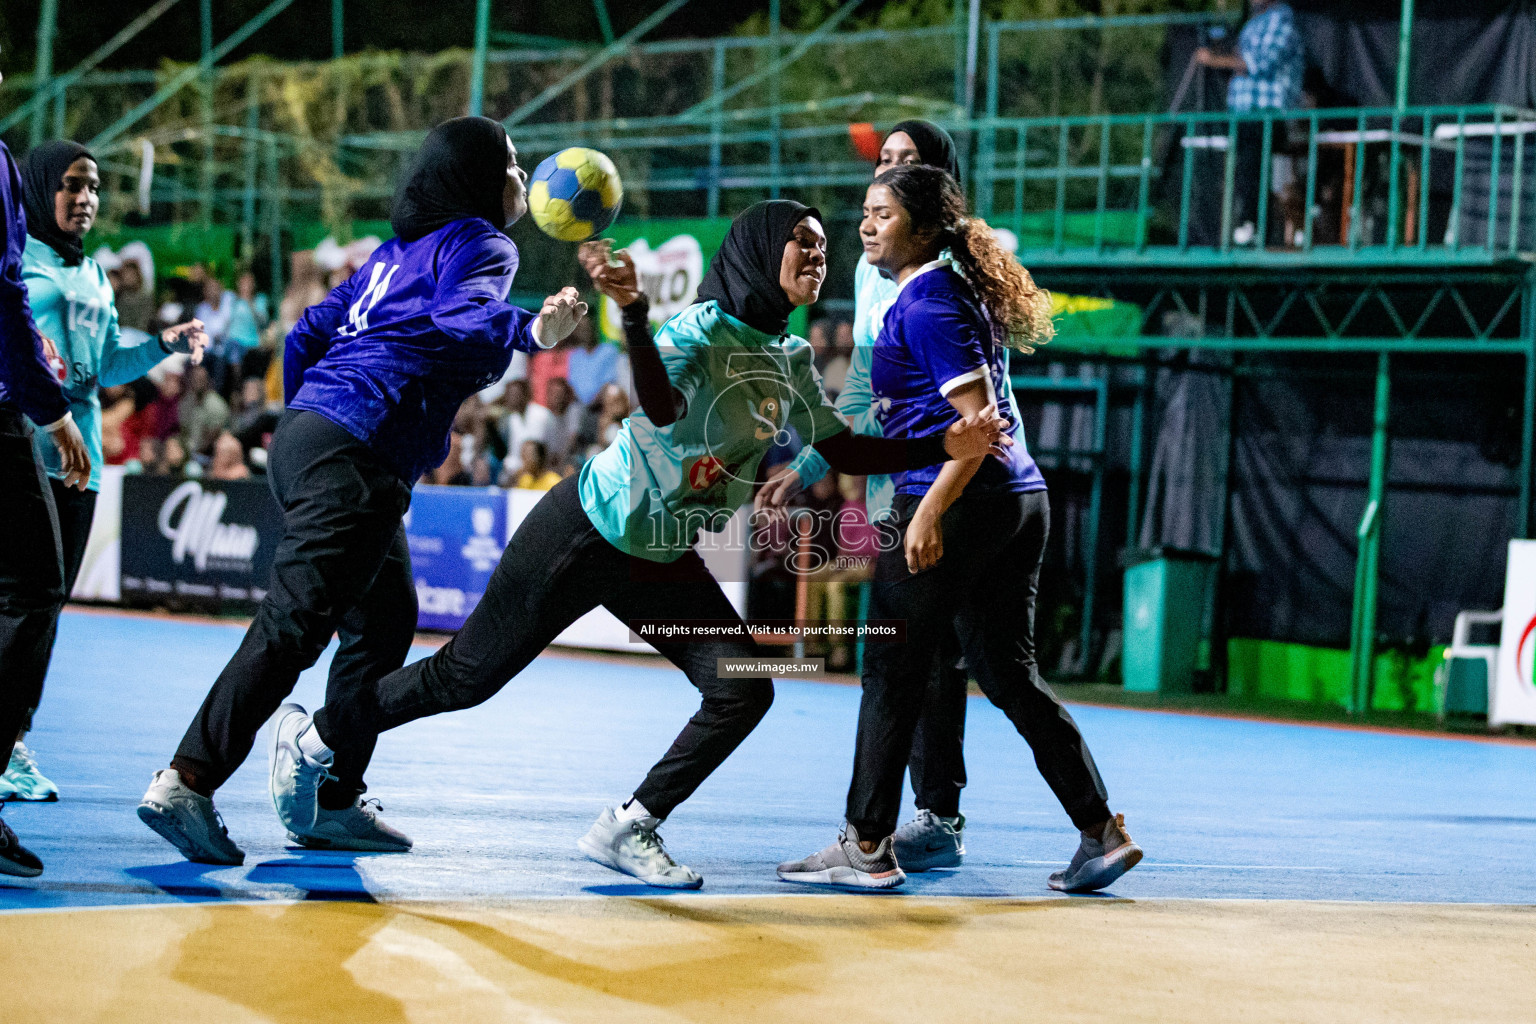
[123,861,235,902]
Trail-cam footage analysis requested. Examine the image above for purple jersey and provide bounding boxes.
[285,217,542,481]
[0,139,68,426]
[870,260,1045,498]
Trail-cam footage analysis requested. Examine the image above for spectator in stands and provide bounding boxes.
[207,431,251,482]
[513,439,562,491]
[1197,0,1304,245]
[564,315,619,405]
[542,376,582,467]
[230,376,281,455]
[114,242,157,332]
[100,385,133,464]
[225,268,269,355]
[426,431,471,486]
[179,362,229,458]
[141,367,183,443]
[576,382,630,463]
[526,328,571,405]
[497,378,549,483]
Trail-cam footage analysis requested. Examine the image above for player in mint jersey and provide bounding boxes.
[139,117,587,866]
[4,141,207,803]
[767,121,1009,870]
[269,200,1012,889]
[780,165,1142,892]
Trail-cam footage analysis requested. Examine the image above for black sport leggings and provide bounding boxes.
[848,489,1111,840]
[172,410,417,808]
[315,473,771,821]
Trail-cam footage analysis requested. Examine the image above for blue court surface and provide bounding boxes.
[3,609,1534,912]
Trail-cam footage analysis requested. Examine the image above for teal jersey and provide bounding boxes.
[23,237,167,491]
[789,254,1027,521]
[578,300,848,562]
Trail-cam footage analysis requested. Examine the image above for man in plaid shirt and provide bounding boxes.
[1197,1,1305,243]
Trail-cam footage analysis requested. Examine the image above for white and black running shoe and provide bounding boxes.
[137,769,245,866]
[0,810,43,877]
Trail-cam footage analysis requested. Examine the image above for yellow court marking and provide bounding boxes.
[5,896,1533,1023]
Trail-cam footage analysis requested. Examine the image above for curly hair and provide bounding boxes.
[873,164,1053,352]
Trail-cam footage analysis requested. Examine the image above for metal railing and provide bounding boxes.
[976,103,1536,265]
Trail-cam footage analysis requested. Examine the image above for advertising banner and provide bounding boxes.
[1493,540,1536,727]
[597,218,808,344]
[73,464,124,602]
[120,475,283,612]
[406,485,509,631]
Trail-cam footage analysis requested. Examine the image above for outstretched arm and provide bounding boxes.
[283,279,352,404]
[578,240,686,426]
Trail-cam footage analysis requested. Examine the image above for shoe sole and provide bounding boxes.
[288,831,412,853]
[137,801,245,866]
[1048,842,1143,893]
[577,834,704,890]
[893,843,965,872]
[777,865,907,889]
[0,852,43,877]
[267,703,317,835]
[1,791,58,802]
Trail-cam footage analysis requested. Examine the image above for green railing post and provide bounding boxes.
[1521,272,1536,537]
[469,0,490,117]
[769,0,781,199]
[241,73,259,257]
[1348,352,1391,714]
[332,0,344,59]
[264,134,283,312]
[1079,374,1110,674]
[1126,362,1149,547]
[978,22,1000,216]
[199,0,214,228]
[30,0,59,148]
[1395,0,1415,112]
[707,39,724,218]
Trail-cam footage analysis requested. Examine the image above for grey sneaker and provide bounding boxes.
[0,810,43,877]
[1048,813,1142,893]
[268,703,332,836]
[577,806,703,889]
[777,823,906,889]
[289,798,412,853]
[892,810,965,871]
[137,769,246,866]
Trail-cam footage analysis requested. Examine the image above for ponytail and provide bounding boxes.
[945,217,1053,353]
[875,164,1053,352]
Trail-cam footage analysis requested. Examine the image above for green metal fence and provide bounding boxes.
[976,104,1536,268]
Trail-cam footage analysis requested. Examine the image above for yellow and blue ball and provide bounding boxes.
[527,147,623,242]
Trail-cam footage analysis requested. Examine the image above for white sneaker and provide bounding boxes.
[577,807,703,889]
[3,742,59,801]
[268,703,332,836]
[137,769,245,865]
[892,809,965,871]
[777,823,906,889]
[288,798,412,853]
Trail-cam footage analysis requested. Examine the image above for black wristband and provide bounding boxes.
[620,296,651,330]
[906,432,949,469]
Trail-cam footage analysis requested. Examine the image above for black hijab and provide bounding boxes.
[21,140,93,267]
[391,116,511,242]
[695,199,820,336]
[886,119,961,180]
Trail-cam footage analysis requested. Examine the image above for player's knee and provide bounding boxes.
[710,678,774,727]
[426,644,507,712]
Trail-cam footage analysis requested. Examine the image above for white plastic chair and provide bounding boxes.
[1437,610,1502,721]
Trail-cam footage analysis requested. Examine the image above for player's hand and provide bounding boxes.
[534,286,588,347]
[161,319,210,365]
[904,504,943,574]
[754,466,804,516]
[943,403,1012,461]
[46,415,92,491]
[578,240,644,307]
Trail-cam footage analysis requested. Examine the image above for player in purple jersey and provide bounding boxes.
[780,164,1143,892]
[138,117,586,865]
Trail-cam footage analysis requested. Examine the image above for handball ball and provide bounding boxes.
[528,147,623,242]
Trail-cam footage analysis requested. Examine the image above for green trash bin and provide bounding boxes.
[1121,548,1216,693]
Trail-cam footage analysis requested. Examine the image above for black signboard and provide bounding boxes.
[120,475,283,613]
